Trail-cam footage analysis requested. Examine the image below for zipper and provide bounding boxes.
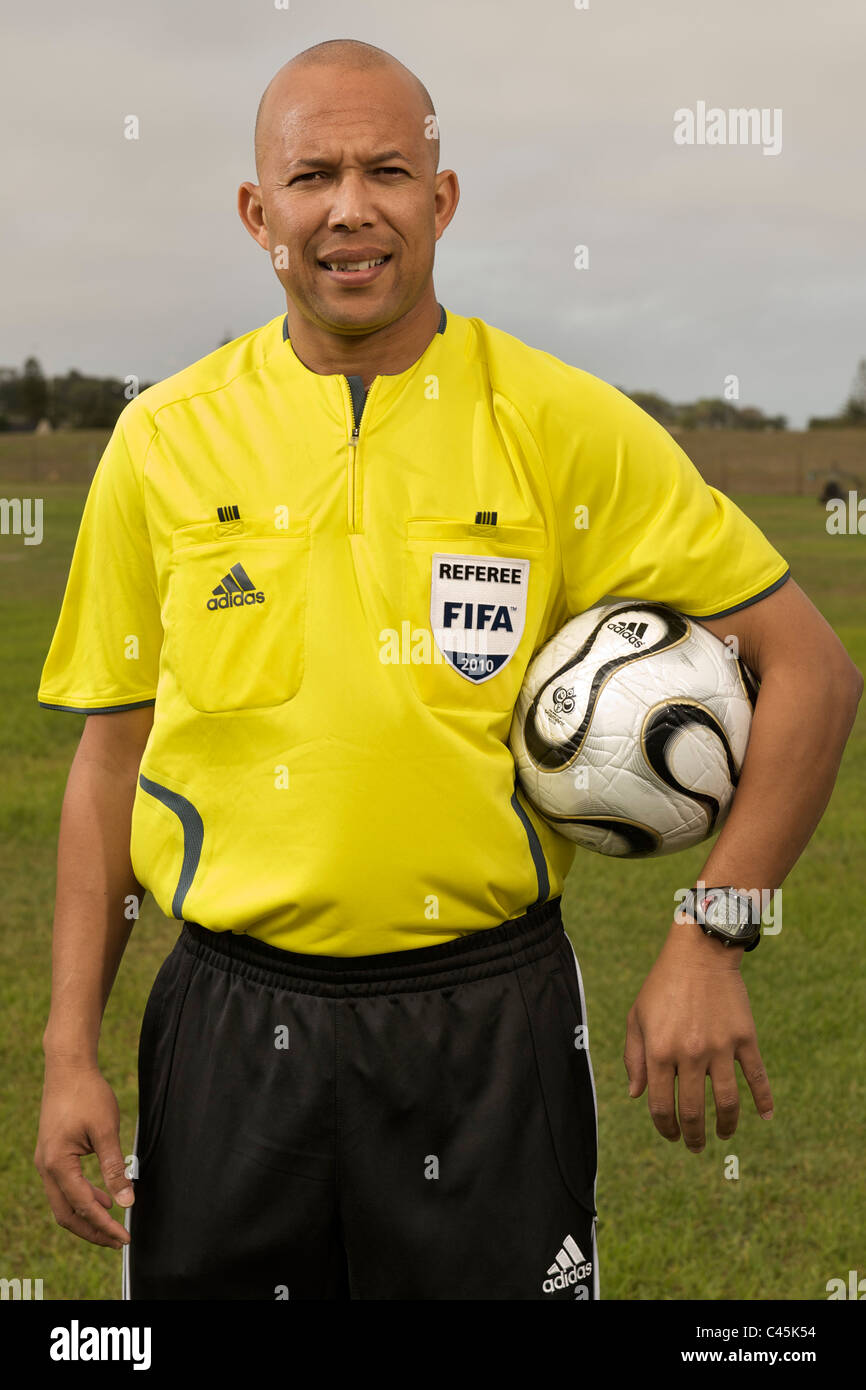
[343,375,379,534]
[342,376,359,533]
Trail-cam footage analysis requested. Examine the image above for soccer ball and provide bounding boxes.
[509,599,759,858]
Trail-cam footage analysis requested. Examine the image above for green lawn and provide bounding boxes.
[1,487,863,1300]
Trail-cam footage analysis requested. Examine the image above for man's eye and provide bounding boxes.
[289,167,405,185]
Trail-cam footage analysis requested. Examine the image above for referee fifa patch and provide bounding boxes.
[430,552,530,683]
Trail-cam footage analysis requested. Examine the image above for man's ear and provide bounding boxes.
[237,183,269,250]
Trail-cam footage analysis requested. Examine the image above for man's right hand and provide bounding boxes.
[34,1060,133,1248]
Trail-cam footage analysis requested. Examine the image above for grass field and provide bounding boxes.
[0,472,863,1301]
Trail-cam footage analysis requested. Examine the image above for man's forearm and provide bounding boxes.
[42,726,144,1067]
[693,660,861,899]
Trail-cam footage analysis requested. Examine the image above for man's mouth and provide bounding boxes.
[317,254,392,278]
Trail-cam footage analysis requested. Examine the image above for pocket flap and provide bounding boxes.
[406,518,547,552]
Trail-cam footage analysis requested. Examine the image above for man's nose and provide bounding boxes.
[327,170,377,226]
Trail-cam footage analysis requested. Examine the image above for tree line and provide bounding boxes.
[0,357,154,431]
[2,349,865,433]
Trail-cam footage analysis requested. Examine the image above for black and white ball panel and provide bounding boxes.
[509,601,756,858]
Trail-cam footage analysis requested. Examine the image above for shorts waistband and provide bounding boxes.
[180,896,564,996]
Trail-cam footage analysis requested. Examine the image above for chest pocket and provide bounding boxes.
[403,518,550,713]
[166,516,310,713]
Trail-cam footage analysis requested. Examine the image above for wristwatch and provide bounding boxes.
[677,886,762,952]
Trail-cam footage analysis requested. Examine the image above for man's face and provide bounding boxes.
[249,66,454,336]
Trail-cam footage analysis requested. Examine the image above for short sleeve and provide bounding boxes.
[544,375,790,619]
[37,411,163,712]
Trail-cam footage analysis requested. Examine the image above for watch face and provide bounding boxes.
[702,891,750,933]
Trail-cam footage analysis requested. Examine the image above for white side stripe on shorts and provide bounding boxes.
[565,932,600,1302]
[120,1117,138,1301]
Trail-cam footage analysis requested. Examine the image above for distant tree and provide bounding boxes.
[679,397,739,430]
[627,391,678,426]
[0,360,152,430]
[621,391,786,431]
[736,405,786,431]
[736,406,765,430]
[20,356,48,428]
[843,357,866,421]
[809,357,866,427]
[56,372,131,428]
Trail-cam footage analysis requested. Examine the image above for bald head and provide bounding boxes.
[254,39,439,183]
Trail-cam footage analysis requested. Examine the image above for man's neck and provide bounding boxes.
[284,290,442,390]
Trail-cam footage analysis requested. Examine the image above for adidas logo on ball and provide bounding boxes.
[606,619,648,647]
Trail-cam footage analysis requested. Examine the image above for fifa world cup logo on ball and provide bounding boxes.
[552,686,576,715]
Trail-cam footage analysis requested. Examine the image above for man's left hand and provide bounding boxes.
[623,919,774,1152]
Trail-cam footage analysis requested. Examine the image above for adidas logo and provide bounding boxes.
[206,562,266,610]
[542,1234,592,1295]
[607,618,648,648]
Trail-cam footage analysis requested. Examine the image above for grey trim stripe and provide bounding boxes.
[138,773,204,918]
[509,769,550,907]
[683,568,790,620]
[38,697,156,714]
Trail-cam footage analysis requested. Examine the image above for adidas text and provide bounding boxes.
[543,1233,592,1295]
[207,591,265,610]
[607,619,647,647]
[542,1260,592,1294]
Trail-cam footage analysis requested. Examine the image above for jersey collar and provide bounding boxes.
[280,302,447,344]
[272,302,451,418]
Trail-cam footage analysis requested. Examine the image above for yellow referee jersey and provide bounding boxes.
[38,305,789,954]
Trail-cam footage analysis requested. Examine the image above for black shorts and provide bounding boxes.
[124,895,599,1300]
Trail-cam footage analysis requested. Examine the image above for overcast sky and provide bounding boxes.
[2,0,864,428]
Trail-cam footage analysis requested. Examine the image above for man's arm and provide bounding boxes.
[623,578,863,1151]
[34,705,154,1248]
[693,576,862,890]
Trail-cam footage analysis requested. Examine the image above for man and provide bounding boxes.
[34,39,862,1301]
